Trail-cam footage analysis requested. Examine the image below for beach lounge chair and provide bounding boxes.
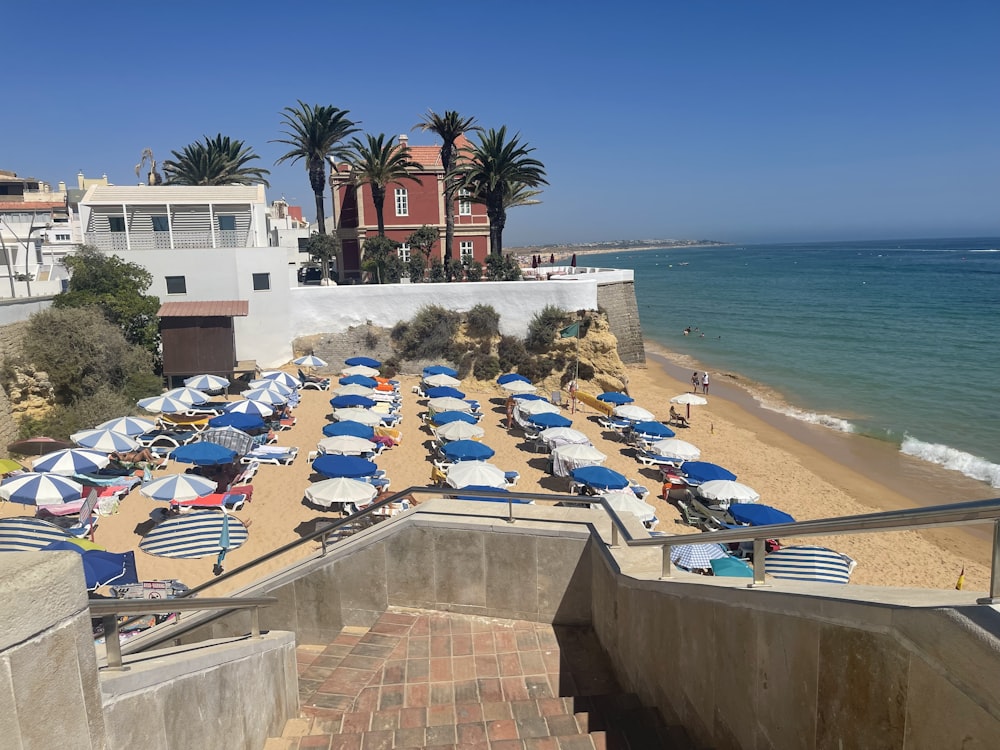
[136,429,199,449]
[690,498,732,531]
[504,471,520,487]
[298,369,330,390]
[635,449,683,469]
[170,487,252,512]
[240,445,298,466]
[674,499,705,528]
[668,407,690,428]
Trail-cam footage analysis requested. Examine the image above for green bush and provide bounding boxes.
[447,258,465,282]
[473,355,501,381]
[382,358,400,378]
[466,260,483,281]
[428,257,446,283]
[394,305,461,361]
[457,352,474,379]
[525,305,569,354]
[407,254,427,282]
[501,254,522,281]
[497,336,528,372]
[19,387,137,441]
[484,254,505,281]
[518,356,555,382]
[466,304,500,339]
[390,321,409,343]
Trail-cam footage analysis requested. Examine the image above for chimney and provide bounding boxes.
[58,181,66,192]
[399,134,409,146]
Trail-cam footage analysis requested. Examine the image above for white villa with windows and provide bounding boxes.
[78,185,293,365]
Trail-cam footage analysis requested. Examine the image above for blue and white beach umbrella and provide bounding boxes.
[243,388,288,406]
[247,378,294,396]
[163,387,210,405]
[0,517,72,551]
[764,546,854,584]
[670,543,729,571]
[344,356,380,369]
[137,395,191,414]
[96,416,157,437]
[294,355,328,368]
[0,472,83,506]
[140,474,218,502]
[33,449,110,476]
[259,370,302,389]
[140,510,249,559]
[184,374,231,391]
[223,399,274,418]
[71,428,139,454]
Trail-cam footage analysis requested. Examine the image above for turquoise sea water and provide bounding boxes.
[584,238,1000,488]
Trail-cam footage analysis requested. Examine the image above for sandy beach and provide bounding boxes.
[3,347,992,595]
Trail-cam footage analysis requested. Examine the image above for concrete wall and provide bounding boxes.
[290,278,600,339]
[0,296,54,326]
[0,553,107,750]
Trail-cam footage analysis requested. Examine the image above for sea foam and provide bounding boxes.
[759,403,856,433]
[900,436,1000,488]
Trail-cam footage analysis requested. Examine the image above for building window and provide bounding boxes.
[252,272,271,291]
[218,215,236,231]
[397,243,411,263]
[458,189,472,216]
[165,276,187,295]
[55,234,71,241]
[108,216,126,232]
[394,188,408,217]
[152,216,169,232]
[460,241,474,262]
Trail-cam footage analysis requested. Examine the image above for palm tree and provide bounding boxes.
[504,181,543,210]
[272,101,357,235]
[413,110,476,263]
[343,133,423,236]
[459,126,547,256]
[163,134,270,186]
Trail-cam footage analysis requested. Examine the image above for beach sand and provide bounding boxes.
[4,348,992,595]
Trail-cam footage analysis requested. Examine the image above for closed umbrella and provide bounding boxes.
[502,380,536,394]
[0,473,83,506]
[140,474,218,502]
[649,438,700,461]
[137,395,190,414]
[163,387,210,405]
[423,365,458,378]
[697,480,760,505]
[765,546,854,584]
[322,421,375,439]
[184,374,230,391]
[570,466,628,491]
[332,408,383,426]
[528,412,573,429]
[442,440,495,462]
[71,428,139,454]
[96,416,157,437]
[435,421,485,442]
[312,454,379,479]
[632,421,675,440]
[423,373,462,388]
[428,397,472,414]
[33,449,110,476]
[446,462,507,489]
[425,386,466,399]
[259,371,302,389]
[294,355,328,367]
[339,374,379,387]
[243,388,288,406]
[682,461,737,484]
[139,510,249,559]
[601,491,656,523]
[335,384,376,398]
[342,364,380,378]
[0,517,72,551]
[729,503,795,526]
[223,399,273,418]
[670,542,728,571]
[614,404,655,422]
[330,394,377,409]
[597,392,633,405]
[305,477,377,509]
[318,435,378,456]
[42,540,138,590]
[344,356,380,368]
[170,442,237,466]
[432,410,477,425]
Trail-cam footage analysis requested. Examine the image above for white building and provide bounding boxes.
[78,184,292,367]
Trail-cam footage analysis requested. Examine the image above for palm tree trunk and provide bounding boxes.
[443,185,455,263]
[488,202,505,256]
[314,190,326,235]
[373,186,386,236]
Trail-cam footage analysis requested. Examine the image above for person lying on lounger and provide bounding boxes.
[110,448,157,467]
[669,406,690,427]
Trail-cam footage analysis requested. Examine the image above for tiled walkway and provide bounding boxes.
[270,608,684,750]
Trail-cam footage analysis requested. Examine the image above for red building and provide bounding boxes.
[330,134,490,280]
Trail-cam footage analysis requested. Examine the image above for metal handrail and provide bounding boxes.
[627,497,1000,601]
[90,596,277,670]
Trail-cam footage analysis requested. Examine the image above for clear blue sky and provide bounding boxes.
[4,1,998,245]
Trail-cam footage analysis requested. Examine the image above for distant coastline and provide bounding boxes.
[508,239,731,258]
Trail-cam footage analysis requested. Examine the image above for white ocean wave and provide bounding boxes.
[900,436,1000,488]
[759,402,856,433]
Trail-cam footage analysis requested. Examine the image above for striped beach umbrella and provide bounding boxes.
[71,428,139,454]
[259,371,302,389]
[33,449,110,476]
[137,395,191,414]
[140,510,249,559]
[96,416,157,437]
[184,374,231,391]
[247,379,294,396]
[0,517,72,551]
[0,473,83,506]
[163,387,210,405]
[294,355,328,367]
[224,399,273,418]
[764,546,854,584]
[140,474,218,502]
[243,388,288,406]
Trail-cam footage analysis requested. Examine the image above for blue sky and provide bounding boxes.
[4,1,998,245]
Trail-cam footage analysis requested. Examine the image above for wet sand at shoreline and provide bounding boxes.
[3,346,993,595]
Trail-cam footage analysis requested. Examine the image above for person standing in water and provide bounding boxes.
[701,371,710,394]
[691,371,699,393]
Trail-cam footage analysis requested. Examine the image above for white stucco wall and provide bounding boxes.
[290,278,601,338]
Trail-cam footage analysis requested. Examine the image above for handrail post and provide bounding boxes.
[661,545,673,579]
[978,519,1000,604]
[611,521,620,548]
[507,495,514,524]
[750,538,769,587]
[251,606,261,638]
[102,615,127,671]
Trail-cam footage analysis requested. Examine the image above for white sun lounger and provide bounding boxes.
[240,446,298,466]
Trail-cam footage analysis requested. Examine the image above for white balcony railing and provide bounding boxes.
[84,229,249,251]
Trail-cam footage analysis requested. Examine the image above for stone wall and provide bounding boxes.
[596,280,645,364]
[0,320,30,457]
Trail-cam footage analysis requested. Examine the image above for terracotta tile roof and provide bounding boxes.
[157,300,249,318]
[408,145,442,169]
[0,201,66,211]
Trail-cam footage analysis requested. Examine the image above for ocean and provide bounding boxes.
[583,237,1000,489]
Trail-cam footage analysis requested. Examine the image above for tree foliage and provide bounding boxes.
[344,134,423,236]
[55,246,161,362]
[303,233,341,283]
[391,305,461,361]
[466,260,483,281]
[466,304,500,339]
[484,253,522,281]
[163,134,271,186]
[361,235,403,284]
[525,305,570,353]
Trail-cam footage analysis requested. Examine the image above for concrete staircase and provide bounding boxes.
[265,609,694,750]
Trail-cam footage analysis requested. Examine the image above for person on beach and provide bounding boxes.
[701,372,710,394]
[691,372,699,393]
